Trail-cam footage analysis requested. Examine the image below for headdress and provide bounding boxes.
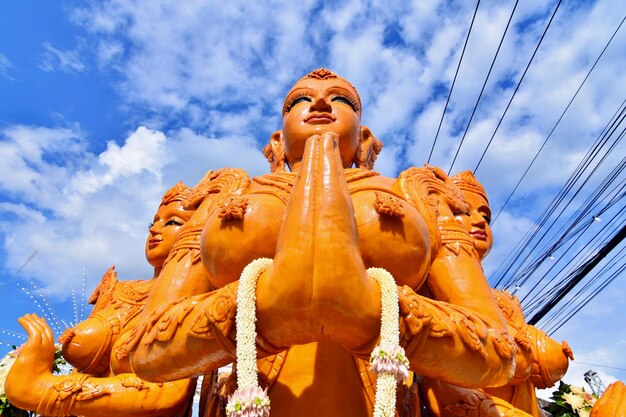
[160,181,192,206]
[450,170,488,204]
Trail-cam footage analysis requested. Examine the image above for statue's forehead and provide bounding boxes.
[155,200,186,219]
[287,77,359,96]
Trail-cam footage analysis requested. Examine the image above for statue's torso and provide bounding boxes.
[201,172,432,291]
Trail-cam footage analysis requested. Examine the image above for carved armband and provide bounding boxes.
[37,374,111,417]
[190,282,237,341]
[373,192,405,218]
[398,286,516,362]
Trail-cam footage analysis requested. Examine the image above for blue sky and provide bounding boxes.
[0,0,625,395]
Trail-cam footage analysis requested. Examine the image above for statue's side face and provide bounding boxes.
[145,200,187,268]
[458,191,493,260]
[282,77,361,169]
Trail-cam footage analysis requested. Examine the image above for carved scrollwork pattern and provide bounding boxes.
[37,374,112,417]
[398,286,516,362]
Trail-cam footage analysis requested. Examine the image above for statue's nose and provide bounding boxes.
[310,96,332,112]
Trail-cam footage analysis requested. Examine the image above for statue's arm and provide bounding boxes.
[401,211,515,387]
[127,170,252,378]
[394,167,516,387]
[398,282,516,388]
[127,282,238,381]
[5,314,196,417]
[491,289,571,387]
[9,373,195,417]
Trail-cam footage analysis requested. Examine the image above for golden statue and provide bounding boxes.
[6,69,583,417]
[5,182,197,416]
[124,69,517,417]
[420,170,573,417]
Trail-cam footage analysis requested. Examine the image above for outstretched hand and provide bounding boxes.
[5,314,56,410]
[15,313,55,376]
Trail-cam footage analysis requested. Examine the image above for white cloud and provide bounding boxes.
[0,53,15,80]
[0,123,266,298]
[39,42,86,73]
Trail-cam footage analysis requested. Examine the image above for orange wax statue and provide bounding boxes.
[420,171,573,417]
[5,183,198,417]
[114,69,520,417]
[591,381,626,417]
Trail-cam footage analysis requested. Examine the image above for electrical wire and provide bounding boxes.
[527,223,626,325]
[490,15,626,226]
[472,0,569,175]
[490,101,626,288]
[427,0,481,164]
[447,0,521,174]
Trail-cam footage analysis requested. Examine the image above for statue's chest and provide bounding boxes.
[201,188,431,290]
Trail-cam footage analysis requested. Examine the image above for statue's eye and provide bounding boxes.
[164,219,183,227]
[482,214,491,225]
[283,94,312,113]
[331,94,359,112]
[148,222,154,230]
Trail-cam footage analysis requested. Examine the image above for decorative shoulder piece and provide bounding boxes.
[88,266,119,312]
[218,196,249,220]
[394,166,470,253]
[185,168,251,210]
[373,192,405,218]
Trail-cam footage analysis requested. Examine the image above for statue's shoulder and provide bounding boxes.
[394,165,468,216]
[185,168,252,210]
[249,171,297,205]
[113,279,154,306]
[88,267,153,313]
[88,265,118,312]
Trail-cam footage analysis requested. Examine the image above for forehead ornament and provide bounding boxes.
[305,68,338,80]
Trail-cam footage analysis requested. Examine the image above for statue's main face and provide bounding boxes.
[145,200,187,268]
[457,191,493,260]
[282,77,361,169]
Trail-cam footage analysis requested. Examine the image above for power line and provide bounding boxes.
[447,0,520,175]
[528,224,626,325]
[490,101,626,289]
[570,361,626,373]
[490,15,626,226]
[473,0,567,174]
[427,0,481,164]
[545,244,626,335]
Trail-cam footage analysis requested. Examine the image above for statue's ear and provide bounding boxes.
[263,131,286,173]
[355,126,383,170]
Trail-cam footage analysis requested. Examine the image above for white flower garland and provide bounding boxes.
[367,267,410,417]
[226,258,273,417]
[227,260,409,417]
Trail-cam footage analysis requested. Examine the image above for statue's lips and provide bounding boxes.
[148,238,162,248]
[305,113,336,124]
[470,229,487,240]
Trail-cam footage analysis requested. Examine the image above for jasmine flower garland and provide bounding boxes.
[227,260,409,417]
[368,267,410,417]
[226,258,273,417]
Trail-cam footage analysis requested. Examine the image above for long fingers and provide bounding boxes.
[17,314,54,348]
[18,313,44,342]
[32,314,54,348]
